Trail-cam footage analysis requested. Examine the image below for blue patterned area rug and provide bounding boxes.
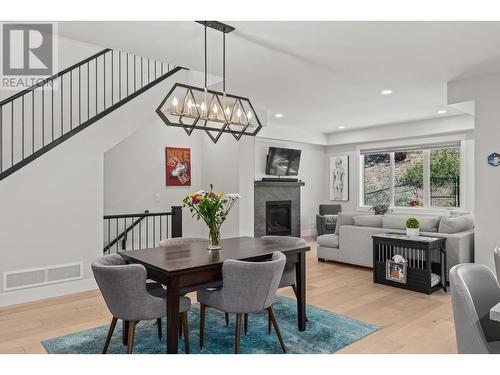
[42,296,378,354]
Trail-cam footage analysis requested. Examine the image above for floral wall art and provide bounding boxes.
[165,147,191,186]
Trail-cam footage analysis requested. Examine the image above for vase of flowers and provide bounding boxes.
[182,185,240,250]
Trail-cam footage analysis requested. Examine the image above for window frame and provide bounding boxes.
[358,140,465,213]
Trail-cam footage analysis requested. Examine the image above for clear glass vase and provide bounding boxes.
[208,225,221,250]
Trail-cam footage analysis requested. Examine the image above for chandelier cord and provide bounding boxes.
[223,32,226,95]
[204,24,207,91]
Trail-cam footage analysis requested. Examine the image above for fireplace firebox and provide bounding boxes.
[266,200,292,236]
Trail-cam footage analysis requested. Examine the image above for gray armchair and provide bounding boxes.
[91,254,192,354]
[450,263,500,353]
[316,204,342,236]
[197,252,287,353]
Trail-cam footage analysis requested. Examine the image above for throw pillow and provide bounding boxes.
[439,214,474,234]
[353,215,383,228]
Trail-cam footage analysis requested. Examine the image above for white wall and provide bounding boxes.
[104,120,255,241]
[448,72,500,271]
[255,138,329,236]
[0,33,206,306]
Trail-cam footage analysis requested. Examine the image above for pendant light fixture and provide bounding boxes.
[156,21,262,143]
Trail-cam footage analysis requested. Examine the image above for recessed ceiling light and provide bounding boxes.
[338,126,345,129]
[275,113,283,118]
[381,89,393,95]
[437,110,447,114]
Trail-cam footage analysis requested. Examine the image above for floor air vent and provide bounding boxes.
[3,262,83,291]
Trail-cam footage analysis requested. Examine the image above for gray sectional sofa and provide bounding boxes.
[317,212,475,279]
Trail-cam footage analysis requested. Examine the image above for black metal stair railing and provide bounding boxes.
[103,206,183,254]
[0,48,185,181]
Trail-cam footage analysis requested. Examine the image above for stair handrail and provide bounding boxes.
[0,48,111,107]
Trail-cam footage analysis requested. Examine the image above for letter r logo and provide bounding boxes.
[2,23,53,76]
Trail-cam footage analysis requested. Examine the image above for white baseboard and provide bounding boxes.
[0,277,97,308]
[301,228,317,237]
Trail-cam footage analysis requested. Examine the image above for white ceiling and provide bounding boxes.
[58,21,500,135]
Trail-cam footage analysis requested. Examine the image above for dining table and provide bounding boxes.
[119,236,310,353]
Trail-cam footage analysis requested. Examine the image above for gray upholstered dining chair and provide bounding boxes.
[197,251,287,354]
[450,263,500,354]
[91,254,192,354]
[494,246,500,281]
[158,237,206,248]
[260,236,307,329]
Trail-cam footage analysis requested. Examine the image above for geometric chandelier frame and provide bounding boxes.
[156,21,263,143]
[156,83,262,143]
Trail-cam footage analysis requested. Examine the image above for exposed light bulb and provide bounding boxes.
[187,99,192,115]
[225,107,231,117]
[247,111,252,120]
[213,104,218,114]
[237,108,242,121]
[172,97,179,112]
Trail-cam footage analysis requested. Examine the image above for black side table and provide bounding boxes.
[372,233,447,295]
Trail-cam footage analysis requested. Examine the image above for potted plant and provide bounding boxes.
[406,217,420,237]
[370,202,391,215]
[182,185,240,250]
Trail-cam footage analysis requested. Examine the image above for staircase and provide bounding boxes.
[0,48,184,181]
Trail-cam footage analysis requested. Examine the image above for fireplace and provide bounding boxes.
[266,200,292,236]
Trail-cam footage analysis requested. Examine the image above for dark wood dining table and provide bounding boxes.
[119,236,310,354]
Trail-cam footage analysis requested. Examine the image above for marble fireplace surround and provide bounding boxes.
[254,180,305,238]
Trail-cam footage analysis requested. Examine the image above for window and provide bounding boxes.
[361,146,461,209]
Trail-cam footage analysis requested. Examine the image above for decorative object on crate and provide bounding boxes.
[182,185,240,250]
[386,255,407,284]
[369,202,391,215]
[405,217,420,237]
[329,155,349,201]
[165,147,191,186]
[488,152,500,167]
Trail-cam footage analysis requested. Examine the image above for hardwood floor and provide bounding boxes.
[0,239,456,354]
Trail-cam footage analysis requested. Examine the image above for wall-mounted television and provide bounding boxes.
[265,147,302,176]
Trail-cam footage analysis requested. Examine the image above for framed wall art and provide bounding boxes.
[165,147,191,186]
[329,155,349,201]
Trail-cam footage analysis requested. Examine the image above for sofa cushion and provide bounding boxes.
[382,215,441,232]
[335,212,367,235]
[353,215,383,228]
[439,214,474,234]
[317,234,339,248]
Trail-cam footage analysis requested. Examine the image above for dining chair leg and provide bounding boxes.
[181,311,190,354]
[244,313,248,334]
[179,316,183,338]
[122,320,129,345]
[225,312,229,326]
[267,309,272,334]
[200,303,206,350]
[235,313,242,354]
[102,317,117,354]
[127,321,137,354]
[157,318,162,340]
[292,284,308,322]
[267,306,286,353]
